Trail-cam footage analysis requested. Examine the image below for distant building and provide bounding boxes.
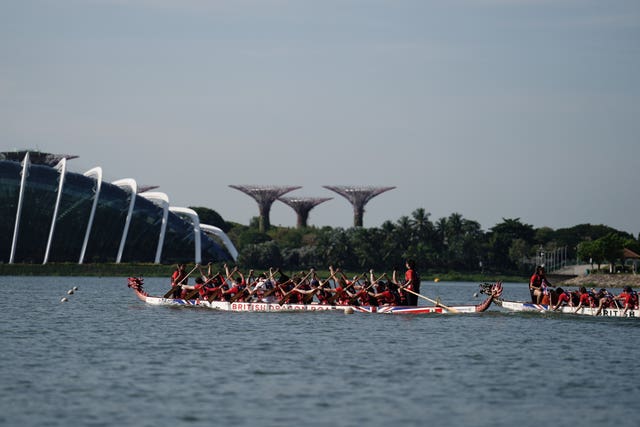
[0,150,236,264]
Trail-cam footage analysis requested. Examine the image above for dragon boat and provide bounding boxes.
[479,284,640,318]
[496,300,639,318]
[127,277,503,315]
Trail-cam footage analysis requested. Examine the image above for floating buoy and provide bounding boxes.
[67,289,74,295]
[434,278,440,283]
[60,297,68,303]
[473,292,478,298]
[73,286,78,291]
[344,307,354,315]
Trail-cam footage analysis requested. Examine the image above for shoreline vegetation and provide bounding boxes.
[1,263,638,288]
[0,262,526,282]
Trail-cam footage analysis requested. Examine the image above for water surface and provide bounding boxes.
[1,277,638,427]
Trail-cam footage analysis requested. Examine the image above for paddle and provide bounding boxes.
[183,287,201,301]
[398,284,461,313]
[205,272,241,302]
[277,271,314,305]
[326,272,366,305]
[611,293,628,314]
[216,266,242,301]
[302,270,339,304]
[187,267,238,301]
[182,265,211,300]
[227,269,255,303]
[347,272,385,306]
[232,268,289,303]
[261,282,286,299]
[179,263,220,301]
[265,268,294,298]
[164,264,199,298]
[229,282,254,303]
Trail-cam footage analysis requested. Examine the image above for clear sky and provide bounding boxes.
[2,0,639,235]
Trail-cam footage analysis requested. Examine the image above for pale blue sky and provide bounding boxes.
[2,0,639,234]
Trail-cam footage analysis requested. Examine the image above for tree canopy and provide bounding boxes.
[218,209,637,274]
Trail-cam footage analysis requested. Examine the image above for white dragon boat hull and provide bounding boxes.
[497,300,639,318]
[139,292,346,312]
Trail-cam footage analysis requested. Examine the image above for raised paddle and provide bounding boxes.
[178,265,220,301]
[277,271,314,305]
[347,272,386,305]
[225,268,259,303]
[229,283,253,303]
[205,272,236,302]
[206,284,226,303]
[182,265,210,300]
[326,272,366,305]
[302,270,339,304]
[184,268,234,301]
[263,279,292,299]
[207,267,240,301]
[164,264,199,298]
[235,268,294,303]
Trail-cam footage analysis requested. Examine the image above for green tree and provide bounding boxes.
[189,206,230,232]
[349,227,385,270]
[458,218,484,270]
[379,220,404,268]
[443,214,484,270]
[488,218,535,272]
[534,227,554,245]
[508,238,529,266]
[237,241,283,269]
[410,208,434,241]
[577,240,605,271]
[233,228,271,250]
[600,233,625,272]
[406,209,437,270]
[315,227,355,269]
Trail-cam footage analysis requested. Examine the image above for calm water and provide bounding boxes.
[1,276,639,427]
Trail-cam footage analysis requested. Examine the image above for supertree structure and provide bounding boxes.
[278,196,332,228]
[229,185,301,232]
[323,185,395,227]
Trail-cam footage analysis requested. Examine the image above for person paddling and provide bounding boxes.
[573,286,593,313]
[529,265,551,304]
[615,286,638,315]
[169,263,188,298]
[220,273,246,301]
[551,287,571,311]
[371,280,396,306]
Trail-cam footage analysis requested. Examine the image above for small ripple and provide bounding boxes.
[251,370,288,376]
[179,414,202,423]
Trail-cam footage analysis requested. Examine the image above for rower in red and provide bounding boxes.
[616,286,638,315]
[551,287,571,311]
[404,259,420,306]
[529,265,551,304]
[170,263,188,298]
[573,286,594,313]
[371,281,396,306]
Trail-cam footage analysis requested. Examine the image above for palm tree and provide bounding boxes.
[410,208,433,239]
